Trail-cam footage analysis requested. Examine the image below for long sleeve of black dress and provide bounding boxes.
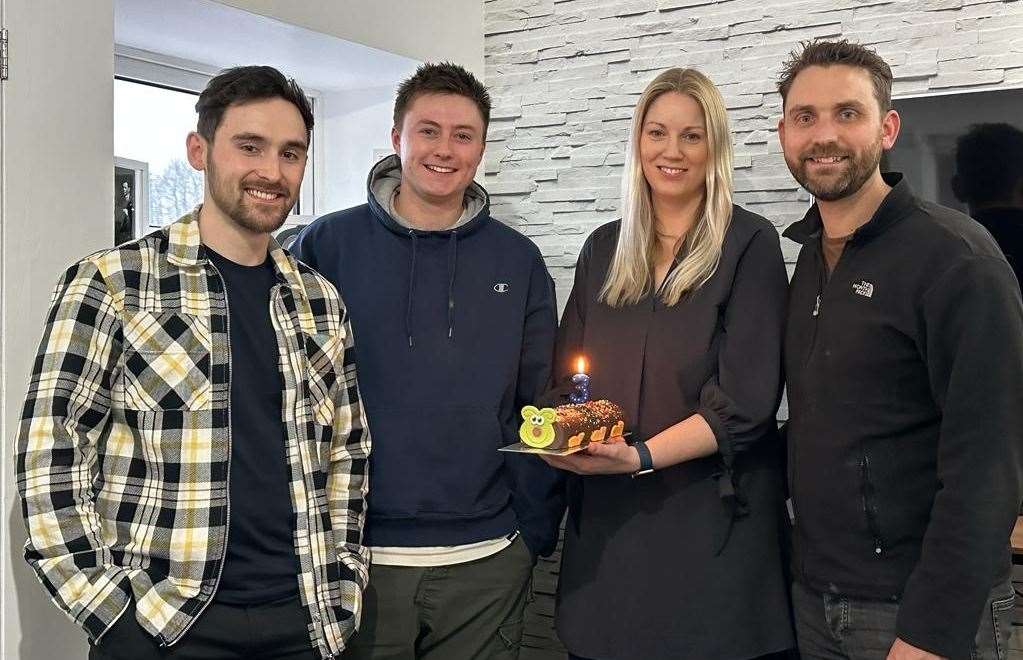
[697,225,789,462]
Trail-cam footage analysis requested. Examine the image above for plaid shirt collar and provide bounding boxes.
[167,206,315,306]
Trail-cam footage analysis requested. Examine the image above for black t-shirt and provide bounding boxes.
[207,248,299,604]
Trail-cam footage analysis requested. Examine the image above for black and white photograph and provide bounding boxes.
[114,157,148,245]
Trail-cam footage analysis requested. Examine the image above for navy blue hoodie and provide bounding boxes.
[292,156,564,557]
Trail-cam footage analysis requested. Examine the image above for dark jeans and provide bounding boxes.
[792,580,1015,660]
[343,536,534,660]
[87,594,318,660]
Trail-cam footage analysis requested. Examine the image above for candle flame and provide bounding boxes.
[575,356,587,374]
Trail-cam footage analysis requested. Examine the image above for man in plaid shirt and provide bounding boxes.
[16,66,369,660]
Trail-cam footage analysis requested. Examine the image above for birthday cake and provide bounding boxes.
[518,400,626,450]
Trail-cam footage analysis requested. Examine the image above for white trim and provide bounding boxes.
[0,0,8,649]
[115,45,215,92]
[300,92,319,216]
[893,81,1023,102]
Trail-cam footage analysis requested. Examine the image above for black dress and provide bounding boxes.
[554,206,795,660]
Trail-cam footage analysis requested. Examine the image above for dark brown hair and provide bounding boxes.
[777,39,893,113]
[393,62,491,132]
[195,65,313,142]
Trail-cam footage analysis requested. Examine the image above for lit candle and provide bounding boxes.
[570,356,590,404]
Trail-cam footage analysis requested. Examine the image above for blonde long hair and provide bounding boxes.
[600,68,734,307]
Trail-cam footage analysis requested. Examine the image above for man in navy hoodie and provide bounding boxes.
[292,62,563,659]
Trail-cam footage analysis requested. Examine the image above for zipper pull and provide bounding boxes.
[812,294,821,317]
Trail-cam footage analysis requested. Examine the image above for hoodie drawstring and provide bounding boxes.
[406,230,418,348]
[447,232,458,340]
[404,230,459,348]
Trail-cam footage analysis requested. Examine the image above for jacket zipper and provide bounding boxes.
[859,450,886,556]
[163,261,233,646]
[270,286,339,657]
[802,247,827,369]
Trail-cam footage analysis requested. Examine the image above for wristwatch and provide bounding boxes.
[631,439,655,478]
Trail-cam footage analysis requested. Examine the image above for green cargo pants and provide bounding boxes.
[343,536,534,660]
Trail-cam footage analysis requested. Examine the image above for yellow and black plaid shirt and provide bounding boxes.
[16,210,370,658]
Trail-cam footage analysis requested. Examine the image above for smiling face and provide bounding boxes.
[391,92,486,212]
[779,64,899,202]
[638,92,709,207]
[187,96,308,235]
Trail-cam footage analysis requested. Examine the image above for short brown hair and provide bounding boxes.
[393,62,491,133]
[777,40,893,113]
[196,65,313,142]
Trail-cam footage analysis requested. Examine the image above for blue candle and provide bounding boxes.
[570,357,590,403]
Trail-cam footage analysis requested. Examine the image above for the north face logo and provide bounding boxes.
[852,280,874,298]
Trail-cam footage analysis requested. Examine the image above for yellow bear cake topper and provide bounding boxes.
[519,405,557,448]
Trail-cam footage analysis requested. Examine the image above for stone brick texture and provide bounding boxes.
[482,0,1023,656]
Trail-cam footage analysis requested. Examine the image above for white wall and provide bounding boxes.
[2,2,115,659]
[320,86,397,213]
[217,0,484,77]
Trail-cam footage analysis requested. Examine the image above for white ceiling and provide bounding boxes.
[114,0,421,92]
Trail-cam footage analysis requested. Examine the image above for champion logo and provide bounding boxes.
[493,283,510,293]
[852,280,874,298]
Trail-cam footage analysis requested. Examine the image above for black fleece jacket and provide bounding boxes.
[784,173,1023,659]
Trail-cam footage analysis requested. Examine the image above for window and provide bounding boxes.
[114,78,203,229]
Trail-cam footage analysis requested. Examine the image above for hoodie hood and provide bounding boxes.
[365,154,491,348]
[367,154,488,234]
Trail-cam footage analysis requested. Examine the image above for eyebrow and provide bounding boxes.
[416,119,479,133]
[231,132,309,151]
[787,99,869,117]
[643,120,705,131]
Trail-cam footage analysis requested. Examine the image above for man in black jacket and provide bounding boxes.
[777,40,1023,660]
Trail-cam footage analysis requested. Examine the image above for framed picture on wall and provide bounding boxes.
[114,157,149,245]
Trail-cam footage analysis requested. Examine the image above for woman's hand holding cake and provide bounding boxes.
[539,439,640,475]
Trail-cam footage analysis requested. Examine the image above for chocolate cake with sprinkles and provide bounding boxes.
[518,399,625,450]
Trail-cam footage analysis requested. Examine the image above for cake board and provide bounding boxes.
[499,432,630,456]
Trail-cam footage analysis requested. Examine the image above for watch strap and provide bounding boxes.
[632,439,654,477]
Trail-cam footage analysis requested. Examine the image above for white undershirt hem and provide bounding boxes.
[370,533,517,567]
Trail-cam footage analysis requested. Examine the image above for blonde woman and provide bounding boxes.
[542,68,794,660]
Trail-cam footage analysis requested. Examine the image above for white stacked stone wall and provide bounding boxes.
[483,0,1023,305]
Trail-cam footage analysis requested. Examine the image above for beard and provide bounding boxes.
[786,135,883,202]
[205,158,294,234]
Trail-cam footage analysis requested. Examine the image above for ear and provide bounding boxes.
[521,406,539,420]
[881,109,901,151]
[540,408,557,423]
[391,125,402,155]
[186,132,208,172]
[777,116,785,147]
